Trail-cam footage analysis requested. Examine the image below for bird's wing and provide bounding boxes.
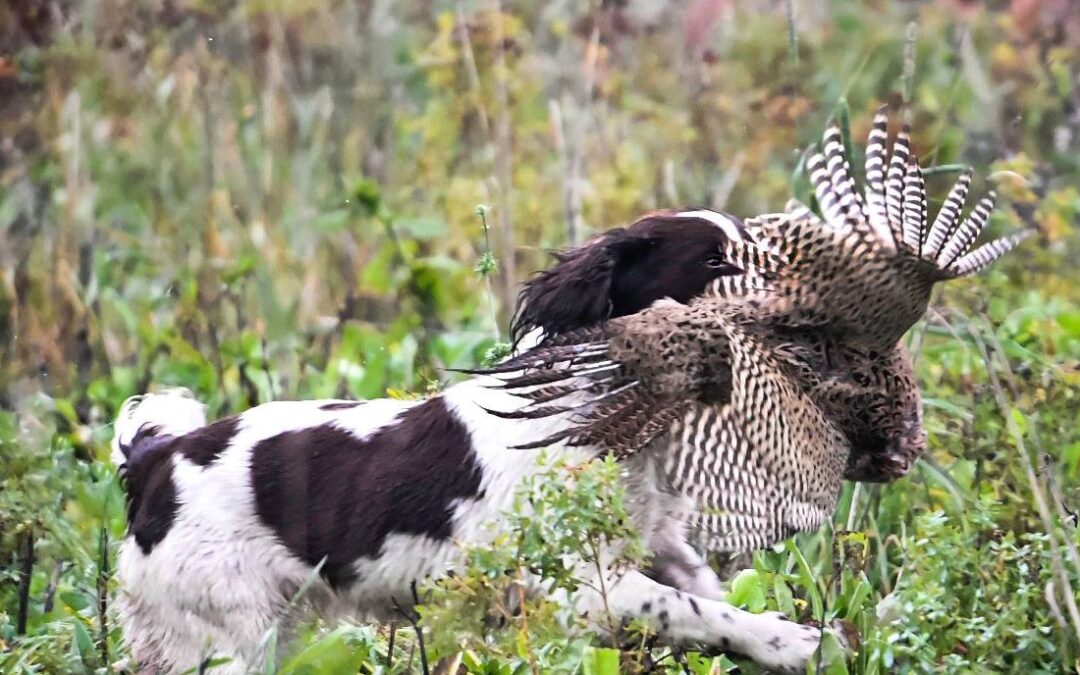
[481,300,849,553]
[663,322,848,553]
[478,108,1032,495]
[475,298,742,457]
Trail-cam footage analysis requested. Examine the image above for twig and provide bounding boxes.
[711,151,746,212]
[475,206,501,341]
[1047,581,1071,639]
[785,0,798,66]
[16,528,34,635]
[1028,421,1080,575]
[455,2,492,140]
[42,560,66,614]
[455,1,515,314]
[845,482,861,532]
[902,21,917,104]
[261,337,277,401]
[662,159,678,205]
[98,526,110,668]
[490,0,516,316]
[570,22,601,243]
[386,620,396,671]
[391,582,429,675]
[410,580,429,675]
[514,567,538,675]
[548,99,581,245]
[958,27,995,109]
[587,539,618,641]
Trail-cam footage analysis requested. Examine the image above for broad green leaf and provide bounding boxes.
[728,568,767,613]
[581,647,620,675]
[278,626,370,675]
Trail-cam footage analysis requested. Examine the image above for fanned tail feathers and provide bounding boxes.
[805,106,1028,279]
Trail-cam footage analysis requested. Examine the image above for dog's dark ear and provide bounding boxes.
[510,229,654,347]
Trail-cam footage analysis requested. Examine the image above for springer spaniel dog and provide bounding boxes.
[112,210,838,674]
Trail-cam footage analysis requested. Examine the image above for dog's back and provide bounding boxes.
[112,382,587,673]
[115,392,418,671]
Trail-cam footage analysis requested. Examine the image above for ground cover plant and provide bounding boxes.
[1,0,1079,672]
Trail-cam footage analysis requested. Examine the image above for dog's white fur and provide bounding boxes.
[112,380,836,674]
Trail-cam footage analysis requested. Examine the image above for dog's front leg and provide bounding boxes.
[574,567,841,674]
[646,529,727,601]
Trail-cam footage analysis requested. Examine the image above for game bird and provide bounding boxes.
[480,106,1031,553]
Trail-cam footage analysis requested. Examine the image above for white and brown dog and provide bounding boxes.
[112,211,841,674]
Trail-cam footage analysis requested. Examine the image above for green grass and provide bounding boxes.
[1,1,1079,673]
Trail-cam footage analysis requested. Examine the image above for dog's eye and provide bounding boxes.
[705,255,730,269]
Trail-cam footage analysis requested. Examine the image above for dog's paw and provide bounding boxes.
[744,612,856,674]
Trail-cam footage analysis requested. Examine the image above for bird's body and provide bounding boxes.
[662,319,849,552]
[487,289,920,551]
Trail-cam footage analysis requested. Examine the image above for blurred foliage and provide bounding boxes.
[1,0,1080,672]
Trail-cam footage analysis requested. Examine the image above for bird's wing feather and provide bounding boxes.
[477,300,739,457]
[665,322,847,552]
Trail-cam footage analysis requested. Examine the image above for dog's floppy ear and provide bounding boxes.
[510,229,655,347]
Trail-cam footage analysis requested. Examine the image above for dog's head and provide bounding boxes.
[511,211,747,346]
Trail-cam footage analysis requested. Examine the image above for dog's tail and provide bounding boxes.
[111,388,208,473]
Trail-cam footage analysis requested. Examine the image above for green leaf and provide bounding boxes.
[60,589,92,612]
[1009,406,1029,435]
[819,630,851,675]
[582,647,620,675]
[1062,440,1080,477]
[71,618,95,664]
[278,626,370,675]
[786,540,823,618]
[1056,311,1080,338]
[791,146,815,210]
[922,163,969,177]
[352,177,382,215]
[774,574,796,616]
[728,568,767,612]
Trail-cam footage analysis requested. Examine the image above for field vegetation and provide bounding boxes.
[1,1,1079,672]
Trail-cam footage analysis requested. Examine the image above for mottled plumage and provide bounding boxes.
[483,108,1027,553]
[484,292,921,551]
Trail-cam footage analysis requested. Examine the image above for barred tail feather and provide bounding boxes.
[806,147,846,232]
[947,230,1033,277]
[822,124,866,227]
[901,155,927,251]
[864,107,894,248]
[885,127,911,247]
[923,168,972,258]
[937,192,997,268]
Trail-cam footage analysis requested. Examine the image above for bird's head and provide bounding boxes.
[808,341,926,483]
